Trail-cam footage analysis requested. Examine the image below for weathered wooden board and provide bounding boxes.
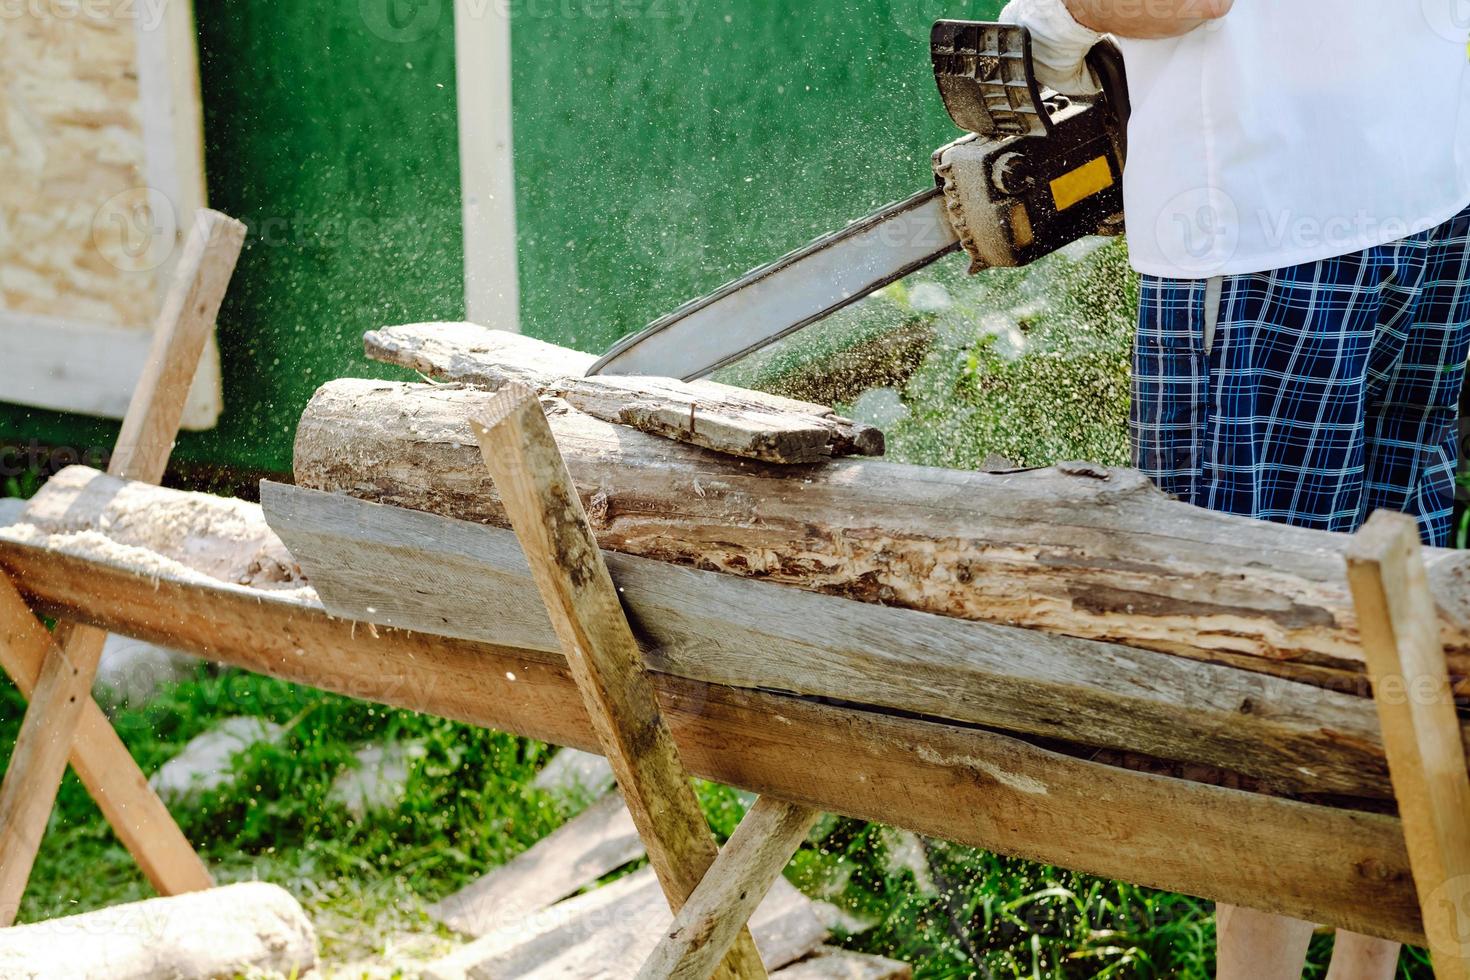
[470,382,767,979]
[424,865,826,980]
[260,480,1395,801]
[0,0,219,427]
[430,792,644,938]
[0,468,1428,942]
[367,323,883,463]
[293,378,1470,693]
[775,948,912,980]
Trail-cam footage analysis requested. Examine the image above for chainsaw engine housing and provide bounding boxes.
[930,21,1127,272]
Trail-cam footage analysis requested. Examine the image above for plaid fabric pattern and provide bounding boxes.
[1132,203,1470,547]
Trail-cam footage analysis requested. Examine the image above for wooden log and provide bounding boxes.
[0,209,242,922]
[292,377,1470,691]
[365,323,870,437]
[1348,512,1470,978]
[639,797,823,980]
[470,382,767,979]
[0,881,317,979]
[0,471,1428,942]
[260,480,1397,801]
[429,791,644,937]
[366,323,883,463]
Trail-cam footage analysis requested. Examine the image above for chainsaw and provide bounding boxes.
[587,20,1130,380]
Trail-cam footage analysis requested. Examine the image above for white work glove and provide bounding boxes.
[998,0,1104,95]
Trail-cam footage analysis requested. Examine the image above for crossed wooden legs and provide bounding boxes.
[0,210,245,923]
[473,383,820,978]
[0,577,212,910]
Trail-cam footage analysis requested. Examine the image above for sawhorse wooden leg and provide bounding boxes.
[0,575,212,916]
[637,794,821,979]
[1347,511,1470,980]
[0,209,245,924]
[473,383,819,980]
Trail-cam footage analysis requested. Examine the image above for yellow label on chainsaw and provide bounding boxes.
[1050,157,1113,212]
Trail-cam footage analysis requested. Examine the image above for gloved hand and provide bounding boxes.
[999,0,1104,95]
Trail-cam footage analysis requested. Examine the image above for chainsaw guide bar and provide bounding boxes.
[589,21,1128,381]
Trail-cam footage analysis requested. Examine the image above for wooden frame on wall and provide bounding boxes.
[0,0,219,429]
[454,0,521,333]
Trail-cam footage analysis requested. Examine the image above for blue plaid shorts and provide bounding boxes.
[1133,204,1470,547]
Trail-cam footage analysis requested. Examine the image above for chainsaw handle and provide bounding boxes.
[1087,37,1130,163]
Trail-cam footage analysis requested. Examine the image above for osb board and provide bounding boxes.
[0,0,218,429]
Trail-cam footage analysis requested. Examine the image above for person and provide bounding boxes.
[997,0,1470,977]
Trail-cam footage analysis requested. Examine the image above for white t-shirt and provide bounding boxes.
[1116,3,1470,279]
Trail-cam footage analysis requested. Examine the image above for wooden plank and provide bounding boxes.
[0,315,223,430]
[364,323,874,424]
[293,377,1470,691]
[639,798,822,980]
[544,375,869,464]
[424,868,657,980]
[454,6,521,332]
[774,948,911,980]
[0,574,212,911]
[366,323,884,463]
[0,475,1428,942]
[135,0,209,239]
[367,323,596,387]
[110,211,246,480]
[261,480,1393,801]
[0,210,243,923]
[429,791,644,937]
[425,868,827,980]
[1347,511,1470,977]
[470,382,767,979]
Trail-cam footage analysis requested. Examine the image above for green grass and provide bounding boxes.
[6,663,1434,977]
[1,667,1233,978]
[2,671,568,970]
[0,240,1438,976]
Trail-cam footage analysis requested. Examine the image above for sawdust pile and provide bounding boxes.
[6,466,308,593]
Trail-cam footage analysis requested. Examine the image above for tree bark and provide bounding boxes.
[293,377,1470,690]
[366,322,882,463]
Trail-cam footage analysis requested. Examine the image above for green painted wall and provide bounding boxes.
[511,0,996,353]
[0,0,996,473]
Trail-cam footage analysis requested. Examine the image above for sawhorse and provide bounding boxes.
[0,209,245,923]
